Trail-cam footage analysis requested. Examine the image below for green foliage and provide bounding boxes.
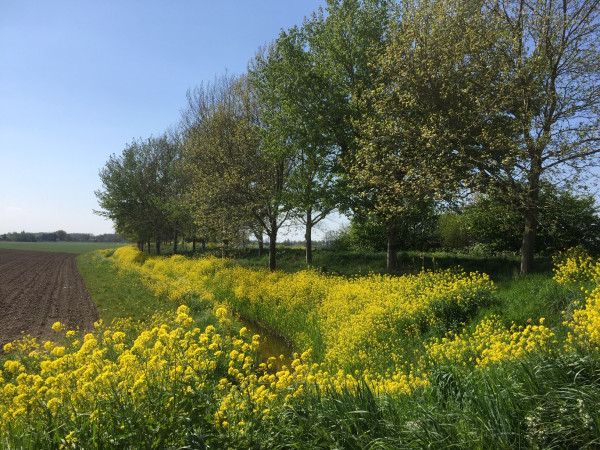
[463,187,600,255]
[348,202,438,252]
[368,0,600,273]
[249,28,341,264]
[436,213,470,250]
[181,74,290,269]
[250,28,338,215]
[95,134,185,252]
[464,197,522,254]
[301,0,396,222]
[347,215,387,252]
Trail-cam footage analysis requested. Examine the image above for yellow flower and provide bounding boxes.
[51,346,65,357]
[65,431,77,444]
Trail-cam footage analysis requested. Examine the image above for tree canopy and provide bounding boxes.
[96,0,600,272]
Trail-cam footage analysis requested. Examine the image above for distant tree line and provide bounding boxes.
[0,231,127,243]
[333,184,600,256]
[96,0,600,274]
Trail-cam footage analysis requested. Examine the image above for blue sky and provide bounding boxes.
[0,0,349,237]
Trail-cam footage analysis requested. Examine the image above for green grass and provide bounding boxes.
[76,251,169,325]
[181,351,600,449]
[229,246,552,279]
[77,251,218,333]
[483,273,587,328]
[0,241,129,254]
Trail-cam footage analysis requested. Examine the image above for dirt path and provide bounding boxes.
[0,249,99,348]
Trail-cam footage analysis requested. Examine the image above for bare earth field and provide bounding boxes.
[0,249,99,348]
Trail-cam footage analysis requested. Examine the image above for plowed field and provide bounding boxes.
[0,249,99,348]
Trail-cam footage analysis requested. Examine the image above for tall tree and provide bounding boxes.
[181,73,291,270]
[355,0,500,270]
[374,0,600,274]
[96,140,153,248]
[250,28,339,265]
[301,0,397,267]
[491,0,600,274]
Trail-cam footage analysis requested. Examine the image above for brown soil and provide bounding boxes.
[0,249,99,348]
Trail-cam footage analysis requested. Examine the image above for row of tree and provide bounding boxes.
[96,0,600,274]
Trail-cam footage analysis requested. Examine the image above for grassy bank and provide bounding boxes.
[1,247,599,447]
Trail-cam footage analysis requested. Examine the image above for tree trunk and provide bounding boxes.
[305,208,313,265]
[173,229,178,254]
[520,208,539,275]
[520,164,542,275]
[252,228,264,257]
[201,239,206,252]
[156,238,161,255]
[258,236,264,257]
[268,217,278,271]
[147,241,151,253]
[137,241,143,251]
[268,235,277,271]
[222,239,229,259]
[386,218,398,272]
[192,236,196,253]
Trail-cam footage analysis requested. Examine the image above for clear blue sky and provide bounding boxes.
[1,0,347,237]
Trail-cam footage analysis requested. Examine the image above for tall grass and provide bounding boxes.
[180,351,600,449]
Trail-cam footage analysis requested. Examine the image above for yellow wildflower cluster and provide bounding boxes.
[425,316,556,369]
[569,290,600,349]
[0,306,245,439]
[554,248,600,349]
[552,247,598,284]
[213,348,429,434]
[108,246,227,303]
[7,247,594,444]
[0,304,429,444]
[107,247,495,372]
[318,270,494,370]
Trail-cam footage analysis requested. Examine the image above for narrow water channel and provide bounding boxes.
[234,315,293,372]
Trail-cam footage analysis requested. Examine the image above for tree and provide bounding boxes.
[250,29,339,265]
[96,134,184,253]
[301,0,399,268]
[348,201,438,252]
[464,186,600,254]
[436,213,471,250]
[54,230,69,241]
[181,73,291,270]
[375,0,600,273]
[475,0,600,273]
[352,0,493,270]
